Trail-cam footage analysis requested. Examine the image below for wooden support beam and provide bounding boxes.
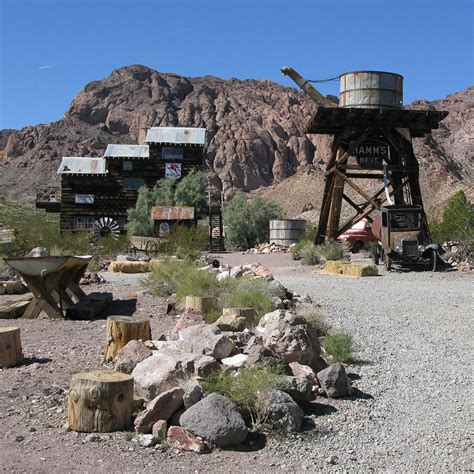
[334,169,381,210]
[345,173,385,179]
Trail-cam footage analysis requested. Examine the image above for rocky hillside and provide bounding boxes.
[0,65,472,214]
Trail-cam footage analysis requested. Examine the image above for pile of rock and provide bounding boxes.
[243,242,291,254]
[442,242,472,272]
[79,272,105,285]
[114,307,352,453]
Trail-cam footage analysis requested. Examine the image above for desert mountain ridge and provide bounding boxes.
[0,64,472,217]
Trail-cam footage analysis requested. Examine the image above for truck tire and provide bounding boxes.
[352,241,363,254]
[430,250,438,272]
[384,254,392,272]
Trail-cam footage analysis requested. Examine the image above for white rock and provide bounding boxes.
[221,353,248,369]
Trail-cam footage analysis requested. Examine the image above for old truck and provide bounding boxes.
[337,218,378,253]
[371,205,442,271]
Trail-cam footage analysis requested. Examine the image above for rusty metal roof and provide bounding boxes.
[103,144,149,159]
[151,206,195,221]
[145,127,206,145]
[57,157,107,175]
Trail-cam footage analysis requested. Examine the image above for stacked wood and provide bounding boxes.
[0,293,33,319]
[0,280,25,295]
[185,296,217,314]
[0,327,22,368]
[66,292,112,320]
[68,370,133,432]
[104,316,151,361]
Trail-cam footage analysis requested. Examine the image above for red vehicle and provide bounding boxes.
[337,218,377,253]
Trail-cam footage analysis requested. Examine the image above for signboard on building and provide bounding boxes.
[165,163,182,179]
[75,194,95,204]
[355,140,389,166]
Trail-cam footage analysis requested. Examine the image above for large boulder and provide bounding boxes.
[134,387,184,433]
[214,314,247,332]
[132,350,213,401]
[289,361,319,386]
[265,390,304,432]
[282,376,313,403]
[178,325,234,360]
[171,308,204,339]
[180,393,248,447]
[115,340,152,374]
[317,362,351,398]
[256,310,320,366]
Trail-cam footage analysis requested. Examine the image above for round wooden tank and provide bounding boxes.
[339,71,403,109]
[269,219,306,246]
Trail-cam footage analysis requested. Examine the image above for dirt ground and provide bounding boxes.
[0,253,471,472]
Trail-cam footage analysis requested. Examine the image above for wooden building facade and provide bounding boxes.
[50,127,206,233]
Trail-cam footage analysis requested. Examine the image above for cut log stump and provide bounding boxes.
[104,316,151,362]
[222,307,257,325]
[0,327,22,368]
[68,370,133,432]
[185,296,217,314]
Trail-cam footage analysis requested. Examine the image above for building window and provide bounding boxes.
[123,161,133,171]
[73,216,95,229]
[162,147,183,161]
[123,177,145,190]
[75,194,94,204]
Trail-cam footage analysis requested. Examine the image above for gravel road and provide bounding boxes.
[0,254,472,472]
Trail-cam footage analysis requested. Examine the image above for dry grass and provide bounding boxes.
[324,261,378,277]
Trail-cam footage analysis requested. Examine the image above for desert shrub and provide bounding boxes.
[223,194,283,250]
[144,259,190,296]
[174,267,220,300]
[299,243,322,265]
[205,308,222,324]
[430,190,473,256]
[201,365,286,431]
[218,278,274,322]
[322,332,354,364]
[127,170,207,237]
[298,304,330,337]
[316,240,343,261]
[158,224,208,260]
[290,225,317,260]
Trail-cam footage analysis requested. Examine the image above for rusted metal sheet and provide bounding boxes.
[151,206,195,221]
[103,144,149,159]
[145,127,206,145]
[57,157,107,175]
[339,71,403,109]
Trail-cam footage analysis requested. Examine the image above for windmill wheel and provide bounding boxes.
[90,217,121,243]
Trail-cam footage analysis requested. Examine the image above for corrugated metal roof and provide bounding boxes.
[145,127,206,145]
[57,157,107,175]
[151,206,195,221]
[103,144,149,158]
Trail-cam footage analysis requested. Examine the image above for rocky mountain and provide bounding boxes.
[0,65,472,216]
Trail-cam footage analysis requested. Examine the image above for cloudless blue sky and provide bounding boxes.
[0,0,472,129]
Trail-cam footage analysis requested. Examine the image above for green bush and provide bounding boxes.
[430,190,473,255]
[299,243,322,265]
[223,194,283,250]
[297,304,330,337]
[144,259,190,296]
[322,332,354,364]
[316,240,343,261]
[201,365,286,431]
[158,224,208,260]
[291,226,317,260]
[127,170,207,237]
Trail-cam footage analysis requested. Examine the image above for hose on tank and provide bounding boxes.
[384,165,394,205]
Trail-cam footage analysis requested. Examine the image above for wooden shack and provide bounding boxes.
[43,127,206,234]
[151,206,196,237]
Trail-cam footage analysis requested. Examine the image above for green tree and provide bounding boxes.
[430,191,473,245]
[175,169,207,218]
[223,194,282,250]
[127,186,155,236]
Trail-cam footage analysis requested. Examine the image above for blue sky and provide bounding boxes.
[0,0,472,130]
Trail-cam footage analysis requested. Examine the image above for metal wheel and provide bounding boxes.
[352,241,363,254]
[384,253,392,272]
[90,217,120,243]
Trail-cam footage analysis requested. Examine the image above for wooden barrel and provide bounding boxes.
[269,219,306,246]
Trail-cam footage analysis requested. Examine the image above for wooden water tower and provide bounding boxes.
[282,68,448,245]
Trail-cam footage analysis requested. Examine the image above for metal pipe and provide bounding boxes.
[281,67,337,108]
[383,165,394,205]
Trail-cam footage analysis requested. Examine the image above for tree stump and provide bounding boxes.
[185,296,216,314]
[68,370,134,432]
[0,327,22,368]
[222,307,257,327]
[104,316,151,362]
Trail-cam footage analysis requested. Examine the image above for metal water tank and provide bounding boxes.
[269,219,306,246]
[339,71,403,109]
